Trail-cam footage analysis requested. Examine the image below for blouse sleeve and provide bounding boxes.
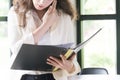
[62,14,81,76]
[66,15,81,76]
[8,7,35,56]
[53,14,81,80]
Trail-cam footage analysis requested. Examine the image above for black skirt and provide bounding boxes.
[21,73,55,80]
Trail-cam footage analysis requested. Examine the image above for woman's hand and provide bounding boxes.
[47,54,76,73]
[32,0,58,44]
[42,0,59,28]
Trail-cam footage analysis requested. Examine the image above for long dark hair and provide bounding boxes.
[13,0,78,28]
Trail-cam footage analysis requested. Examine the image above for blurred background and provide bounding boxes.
[0,0,119,78]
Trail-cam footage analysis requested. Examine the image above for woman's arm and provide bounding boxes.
[48,14,81,77]
[32,0,58,44]
[8,7,35,55]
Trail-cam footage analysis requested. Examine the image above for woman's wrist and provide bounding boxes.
[32,23,50,44]
[67,62,75,73]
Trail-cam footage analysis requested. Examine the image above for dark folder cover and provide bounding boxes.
[11,28,102,71]
[11,44,70,71]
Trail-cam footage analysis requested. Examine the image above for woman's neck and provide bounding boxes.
[35,9,47,20]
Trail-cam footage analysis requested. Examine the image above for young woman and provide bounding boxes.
[8,0,81,80]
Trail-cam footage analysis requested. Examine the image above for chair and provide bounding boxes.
[80,67,109,75]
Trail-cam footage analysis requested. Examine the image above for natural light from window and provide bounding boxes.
[81,20,116,75]
[0,0,10,80]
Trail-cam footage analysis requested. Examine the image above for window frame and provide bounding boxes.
[76,0,120,74]
[0,0,12,21]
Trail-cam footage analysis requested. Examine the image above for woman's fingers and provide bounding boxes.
[46,58,58,66]
[60,54,66,63]
[46,54,75,72]
[69,53,76,61]
[46,0,57,14]
[49,0,57,12]
[47,53,75,66]
[47,56,63,67]
[53,0,57,11]
[47,5,52,14]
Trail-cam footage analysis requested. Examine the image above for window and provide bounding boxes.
[81,0,115,15]
[82,20,116,74]
[0,0,10,79]
[77,0,117,74]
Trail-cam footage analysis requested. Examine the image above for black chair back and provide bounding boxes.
[81,68,108,75]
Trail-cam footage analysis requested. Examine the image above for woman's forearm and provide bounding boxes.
[32,23,50,44]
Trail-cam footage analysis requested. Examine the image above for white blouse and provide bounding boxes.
[8,7,80,80]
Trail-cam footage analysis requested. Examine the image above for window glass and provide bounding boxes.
[81,20,116,74]
[0,22,10,79]
[0,0,10,79]
[81,0,116,15]
[0,0,9,16]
